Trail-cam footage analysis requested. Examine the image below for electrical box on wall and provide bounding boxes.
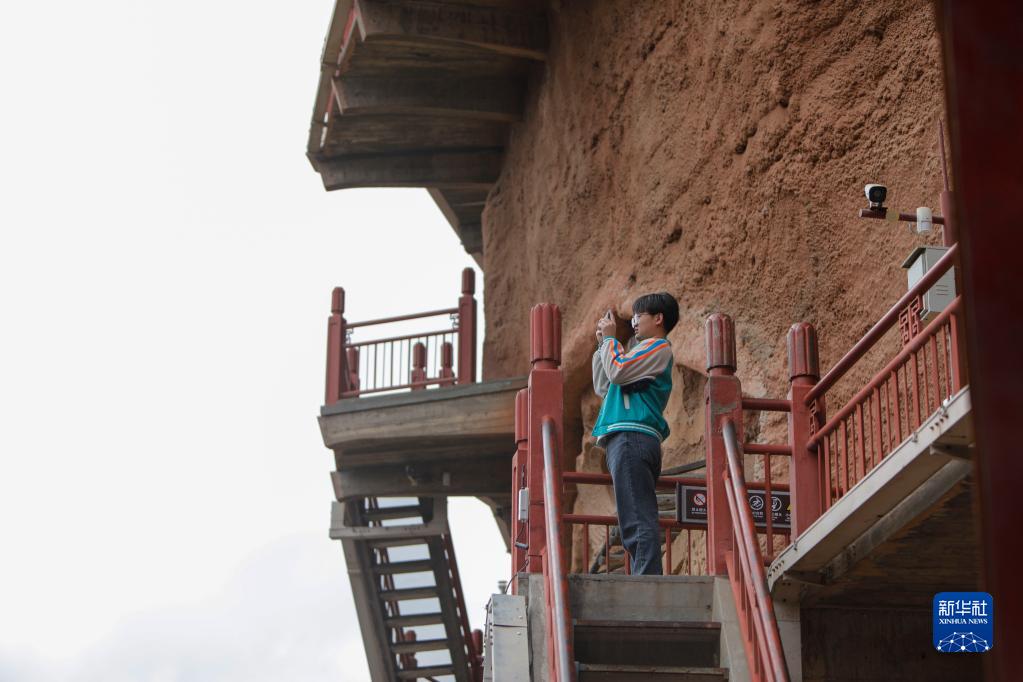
[901,246,956,322]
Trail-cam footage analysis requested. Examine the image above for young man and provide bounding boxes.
[592,292,678,575]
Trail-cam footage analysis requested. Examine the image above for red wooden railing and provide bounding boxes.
[721,420,790,682]
[804,245,964,509]
[325,268,477,403]
[705,313,794,681]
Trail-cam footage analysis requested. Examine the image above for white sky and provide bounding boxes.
[0,2,508,679]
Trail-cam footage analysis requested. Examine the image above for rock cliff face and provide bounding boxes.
[480,0,947,570]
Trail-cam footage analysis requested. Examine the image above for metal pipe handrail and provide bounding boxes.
[346,328,456,348]
[542,417,575,682]
[347,307,460,330]
[723,419,790,682]
[807,296,962,449]
[806,243,959,404]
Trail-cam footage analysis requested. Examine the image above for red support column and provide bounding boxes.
[325,287,347,404]
[526,303,562,574]
[457,268,477,385]
[411,342,427,390]
[787,322,823,536]
[510,388,529,584]
[704,313,741,575]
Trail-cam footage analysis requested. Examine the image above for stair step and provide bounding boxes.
[373,559,435,575]
[391,637,451,655]
[365,504,424,521]
[379,586,438,602]
[368,537,430,549]
[384,612,445,628]
[578,663,728,681]
[396,665,454,679]
[574,620,721,668]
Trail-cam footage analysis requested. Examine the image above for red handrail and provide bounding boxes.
[805,243,959,404]
[809,296,962,449]
[722,420,790,682]
[542,417,575,682]
[347,307,459,329]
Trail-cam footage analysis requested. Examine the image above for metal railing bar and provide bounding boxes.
[348,328,455,348]
[348,307,460,329]
[541,417,575,682]
[722,419,790,682]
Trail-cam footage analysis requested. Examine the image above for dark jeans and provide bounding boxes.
[605,430,663,575]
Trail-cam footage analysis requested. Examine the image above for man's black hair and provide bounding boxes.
[632,292,680,334]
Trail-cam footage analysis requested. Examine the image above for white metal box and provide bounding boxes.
[901,246,956,322]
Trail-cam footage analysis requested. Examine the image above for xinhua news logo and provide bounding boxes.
[933,592,994,653]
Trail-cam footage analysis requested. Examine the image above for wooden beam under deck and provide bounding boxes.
[319,149,502,190]
[353,0,547,61]
[333,76,524,122]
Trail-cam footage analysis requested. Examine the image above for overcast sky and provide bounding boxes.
[0,2,508,679]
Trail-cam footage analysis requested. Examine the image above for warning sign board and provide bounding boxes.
[677,485,791,530]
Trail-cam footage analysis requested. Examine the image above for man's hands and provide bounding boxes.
[596,310,616,341]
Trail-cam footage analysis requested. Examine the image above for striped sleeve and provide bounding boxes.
[598,336,672,386]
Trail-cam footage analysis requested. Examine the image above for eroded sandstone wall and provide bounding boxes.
[481,0,947,571]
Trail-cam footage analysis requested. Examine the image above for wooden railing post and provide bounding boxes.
[704,313,741,575]
[440,341,455,384]
[526,303,562,574]
[346,347,360,394]
[511,388,529,584]
[787,322,823,536]
[325,287,347,404]
[411,342,427,390]
[457,268,477,385]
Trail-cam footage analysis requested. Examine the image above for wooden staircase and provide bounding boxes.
[550,575,732,682]
[332,496,478,681]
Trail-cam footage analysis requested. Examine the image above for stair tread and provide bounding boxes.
[580,664,728,672]
[365,504,425,521]
[368,537,431,549]
[396,665,454,679]
[372,559,435,575]
[391,637,451,654]
[378,586,438,601]
[574,618,720,668]
[575,619,721,630]
[579,663,729,680]
[384,612,445,627]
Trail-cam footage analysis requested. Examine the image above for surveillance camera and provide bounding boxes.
[864,184,887,209]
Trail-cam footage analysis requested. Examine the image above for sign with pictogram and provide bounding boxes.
[677,485,791,529]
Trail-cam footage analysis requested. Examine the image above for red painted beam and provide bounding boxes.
[936,3,1023,679]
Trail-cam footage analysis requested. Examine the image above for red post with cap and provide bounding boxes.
[787,322,823,536]
[457,268,477,385]
[704,313,741,575]
[325,287,347,404]
[526,303,563,574]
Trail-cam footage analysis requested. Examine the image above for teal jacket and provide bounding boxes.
[591,335,673,443]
